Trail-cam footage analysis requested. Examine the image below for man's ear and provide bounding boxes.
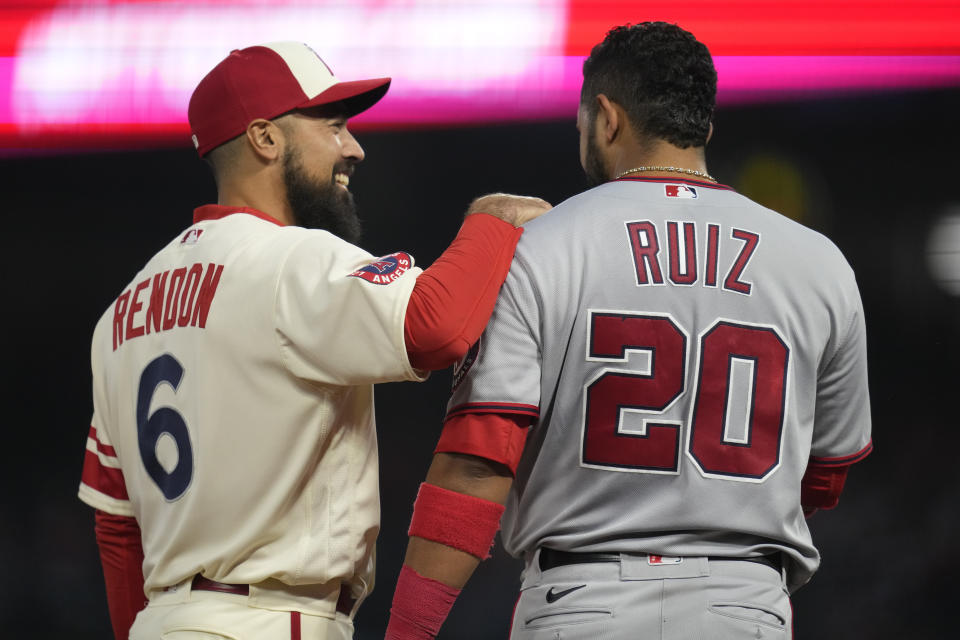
[245,119,283,163]
[596,94,621,145]
[706,121,714,145]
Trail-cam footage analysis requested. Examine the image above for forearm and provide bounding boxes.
[386,454,513,639]
[405,453,513,586]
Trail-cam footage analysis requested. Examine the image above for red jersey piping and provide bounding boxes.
[809,441,874,467]
[193,204,285,226]
[445,401,540,420]
[615,176,734,191]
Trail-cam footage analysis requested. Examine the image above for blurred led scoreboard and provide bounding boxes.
[2,0,959,152]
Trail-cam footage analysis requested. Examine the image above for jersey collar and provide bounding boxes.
[193,204,286,226]
[614,176,734,191]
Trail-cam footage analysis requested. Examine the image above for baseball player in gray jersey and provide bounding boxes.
[385,23,872,639]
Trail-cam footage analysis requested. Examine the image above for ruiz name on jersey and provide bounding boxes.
[625,220,759,295]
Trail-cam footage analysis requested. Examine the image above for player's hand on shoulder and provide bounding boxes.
[466,193,553,227]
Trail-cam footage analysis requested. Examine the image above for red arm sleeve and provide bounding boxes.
[404,213,523,371]
[801,442,872,516]
[94,510,146,640]
[435,413,531,475]
[800,464,850,516]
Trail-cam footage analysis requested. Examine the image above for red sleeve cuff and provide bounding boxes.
[800,463,850,511]
[82,425,130,501]
[435,413,531,475]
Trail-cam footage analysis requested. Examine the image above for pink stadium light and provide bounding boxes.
[2,0,959,152]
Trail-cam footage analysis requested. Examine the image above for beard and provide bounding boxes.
[283,146,362,244]
[583,126,610,188]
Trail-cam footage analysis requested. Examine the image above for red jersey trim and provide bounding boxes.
[193,204,285,226]
[82,425,129,501]
[810,440,873,467]
[82,452,129,501]
[446,402,540,420]
[91,427,118,458]
[615,176,734,191]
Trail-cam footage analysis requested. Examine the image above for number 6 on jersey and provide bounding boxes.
[137,354,194,500]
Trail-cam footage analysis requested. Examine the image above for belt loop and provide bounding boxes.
[521,550,544,590]
[336,587,358,618]
[151,576,193,604]
[778,552,789,587]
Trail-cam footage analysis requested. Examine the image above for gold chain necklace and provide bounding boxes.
[615,166,717,182]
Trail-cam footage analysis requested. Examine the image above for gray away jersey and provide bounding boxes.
[447,177,872,593]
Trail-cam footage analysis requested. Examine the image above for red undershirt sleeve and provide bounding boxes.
[404,213,523,371]
[435,413,532,475]
[94,510,146,640]
[800,463,850,515]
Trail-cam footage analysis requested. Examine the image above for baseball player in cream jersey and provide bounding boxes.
[385,23,872,640]
[78,42,550,640]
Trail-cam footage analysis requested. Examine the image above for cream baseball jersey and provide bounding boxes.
[447,177,872,593]
[79,206,425,598]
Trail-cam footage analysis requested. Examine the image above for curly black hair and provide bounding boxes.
[582,22,717,148]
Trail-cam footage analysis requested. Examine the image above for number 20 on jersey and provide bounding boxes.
[581,311,790,483]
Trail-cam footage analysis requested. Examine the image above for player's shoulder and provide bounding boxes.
[736,195,866,308]
[745,195,853,269]
[189,213,368,266]
[550,181,629,213]
[89,215,354,327]
[519,183,620,236]
[197,212,327,245]
[518,180,731,249]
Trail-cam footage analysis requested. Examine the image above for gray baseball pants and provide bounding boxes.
[511,550,791,639]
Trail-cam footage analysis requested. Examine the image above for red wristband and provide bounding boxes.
[385,565,461,640]
[407,483,505,559]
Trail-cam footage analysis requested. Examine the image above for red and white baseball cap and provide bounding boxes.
[188,42,391,157]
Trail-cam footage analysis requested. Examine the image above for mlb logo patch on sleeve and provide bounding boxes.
[665,184,698,199]
[349,252,413,284]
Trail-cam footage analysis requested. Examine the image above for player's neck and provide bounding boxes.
[609,141,710,182]
[216,176,295,226]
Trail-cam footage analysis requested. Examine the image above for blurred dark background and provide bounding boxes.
[4,87,959,638]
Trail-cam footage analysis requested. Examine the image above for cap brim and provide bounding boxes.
[301,77,391,117]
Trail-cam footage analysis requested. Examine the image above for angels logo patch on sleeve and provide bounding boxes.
[349,252,414,284]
